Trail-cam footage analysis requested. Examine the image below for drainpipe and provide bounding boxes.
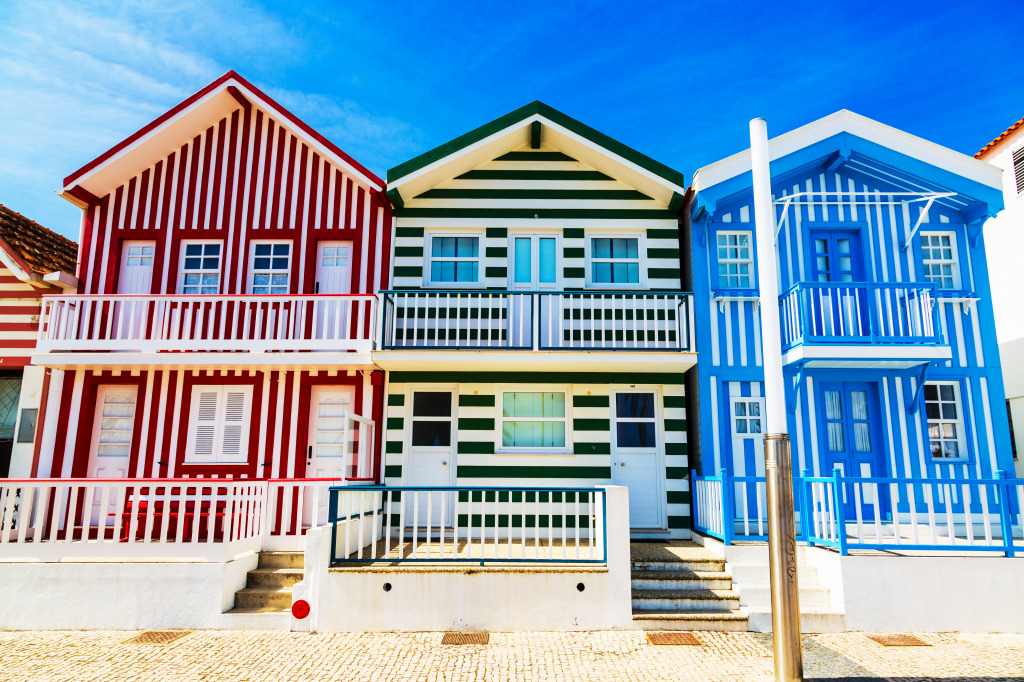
[751,117,803,682]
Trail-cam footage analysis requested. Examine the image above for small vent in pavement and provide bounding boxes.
[441,632,490,645]
[122,631,193,645]
[647,632,703,646]
[867,633,931,647]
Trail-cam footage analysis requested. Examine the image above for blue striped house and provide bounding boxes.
[685,111,1013,522]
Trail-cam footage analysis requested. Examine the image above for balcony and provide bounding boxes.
[779,282,951,368]
[374,290,696,373]
[34,294,378,369]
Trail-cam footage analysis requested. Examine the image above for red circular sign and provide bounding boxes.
[291,600,310,619]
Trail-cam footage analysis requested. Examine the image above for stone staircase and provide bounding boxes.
[227,551,303,614]
[630,541,749,631]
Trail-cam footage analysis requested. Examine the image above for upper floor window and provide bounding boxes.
[125,244,154,268]
[426,233,481,285]
[1013,146,1024,195]
[924,382,967,461]
[179,242,221,295]
[717,231,753,289]
[920,232,960,290]
[249,242,291,294]
[588,236,642,286]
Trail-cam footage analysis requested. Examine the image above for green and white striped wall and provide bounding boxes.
[383,371,690,536]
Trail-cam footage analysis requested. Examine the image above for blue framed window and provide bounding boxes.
[426,233,482,285]
[589,236,641,285]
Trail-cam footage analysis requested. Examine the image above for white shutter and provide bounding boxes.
[186,388,221,463]
[220,389,252,463]
[186,386,253,464]
[1014,146,1024,195]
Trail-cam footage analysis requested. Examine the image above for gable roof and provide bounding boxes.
[387,101,686,207]
[62,71,383,204]
[692,110,1003,217]
[0,204,78,280]
[975,115,1024,158]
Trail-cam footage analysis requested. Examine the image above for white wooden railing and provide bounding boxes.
[381,290,694,352]
[330,486,607,564]
[37,294,377,354]
[780,282,941,349]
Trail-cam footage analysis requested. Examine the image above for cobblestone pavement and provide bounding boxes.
[2,630,1024,681]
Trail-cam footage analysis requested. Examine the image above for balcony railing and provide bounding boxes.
[37,294,377,354]
[780,282,942,350]
[380,290,694,352]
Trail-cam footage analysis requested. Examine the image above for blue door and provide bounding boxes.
[819,381,887,520]
[809,230,868,339]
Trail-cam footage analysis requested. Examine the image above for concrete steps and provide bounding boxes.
[226,552,303,615]
[630,542,748,631]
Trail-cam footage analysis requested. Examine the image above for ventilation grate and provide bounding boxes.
[867,633,930,647]
[121,630,193,645]
[441,632,490,645]
[647,632,703,646]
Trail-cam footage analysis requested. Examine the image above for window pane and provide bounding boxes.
[941,402,957,419]
[750,419,762,434]
[514,238,531,284]
[749,402,760,417]
[593,239,611,258]
[854,423,871,452]
[411,421,450,447]
[255,244,271,256]
[735,419,748,434]
[617,393,654,419]
[939,384,954,402]
[503,392,564,418]
[850,391,868,421]
[412,392,451,417]
[503,421,565,447]
[616,422,655,448]
[592,262,612,283]
[734,402,746,416]
[455,261,477,282]
[185,244,201,256]
[539,238,557,283]
[827,423,845,452]
[824,390,843,421]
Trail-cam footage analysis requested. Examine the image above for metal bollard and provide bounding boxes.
[765,433,803,682]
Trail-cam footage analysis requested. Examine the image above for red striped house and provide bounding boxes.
[31,72,392,487]
[0,205,78,477]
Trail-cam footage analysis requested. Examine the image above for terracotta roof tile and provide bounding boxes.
[976,116,1024,158]
[0,204,78,276]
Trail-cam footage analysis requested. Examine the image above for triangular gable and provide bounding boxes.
[387,101,686,209]
[63,71,383,204]
[692,110,1003,220]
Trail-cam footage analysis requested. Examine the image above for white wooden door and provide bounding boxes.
[115,241,155,340]
[406,390,455,529]
[313,241,353,340]
[87,386,137,524]
[611,390,665,529]
[305,386,356,525]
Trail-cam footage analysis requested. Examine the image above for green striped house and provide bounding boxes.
[376,102,697,537]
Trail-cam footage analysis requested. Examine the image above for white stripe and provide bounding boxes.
[141,162,156,232]
[737,301,747,366]
[805,376,819,476]
[191,129,207,230]
[880,378,899,477]
[152,371,170,475]
[359,189,370,293]
[723,301,734,367]
[128,171,141,232]
[235,110,259,293]
[297,148,313,293]
[60,370,85,478]
[709,376,720,473]
[251,115,270,234]
[373,203,384,292]
[977,377,999,475]
[166,371,185,478]
[135,371,155,477]
[202,126,218,231]
[223,111,241,294]
[97,194,115,294]
[952,307,968,367]
[286,371,301,478]
[263,122,280,231]
[36,369,64,477]
[970,305,985,367]
[271,371,286,478]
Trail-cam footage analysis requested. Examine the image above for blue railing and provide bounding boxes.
[328,485,608,565]
[693,468,1022,557]
[779,281,943,350]
[379,290,693,352]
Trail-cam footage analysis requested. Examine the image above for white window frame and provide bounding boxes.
[507,231,563,290]
[585,232,647,289]
[89,385,139,460]
[919,231,961,290]
[729,396,765,438]
[715,230,755,290]
[178,240,223,295]
[185,385,254,465]
[923,381,968,462]
[496,386,572,455]
[248,240,292,295]
[423,231,485,288]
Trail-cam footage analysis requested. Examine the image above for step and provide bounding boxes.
[631,588,739,612]
[245,568,304,590]
[732,584,834,609]
[632,609,749,632]
[219,610,293,630]
[631,558,725,572]
[232,587,293,611]
[631,570,733,591]
[258,552,304,569]
[743,607,847,634]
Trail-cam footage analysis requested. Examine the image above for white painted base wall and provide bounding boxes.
[0,554,258,630]
[298,485,634,632]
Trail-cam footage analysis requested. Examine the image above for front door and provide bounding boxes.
[87,386,137,524]
[819,381,886,520]
[115,241,155,340]
[611,390,665,529]
[509,234,559,348]
[809,230,867,338]
[305,386,356,525]
[313,241,352,340]
[406,390,455,529]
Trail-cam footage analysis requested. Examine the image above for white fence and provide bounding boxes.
[38,294,377,354]
[331,487,608,564]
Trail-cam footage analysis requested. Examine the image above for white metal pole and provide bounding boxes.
[751,117,803,682]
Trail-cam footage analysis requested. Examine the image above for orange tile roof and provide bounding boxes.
[0,204,78,275]
[975,116,1024,158]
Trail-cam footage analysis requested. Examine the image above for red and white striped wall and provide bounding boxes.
[0,265,54,367]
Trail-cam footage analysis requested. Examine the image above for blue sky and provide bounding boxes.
[0,0,1019,240]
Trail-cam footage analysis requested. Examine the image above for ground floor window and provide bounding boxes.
[185,385,253,464]
[924,382,967,461]
[729,397,764,437]
[500,390,567,449]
